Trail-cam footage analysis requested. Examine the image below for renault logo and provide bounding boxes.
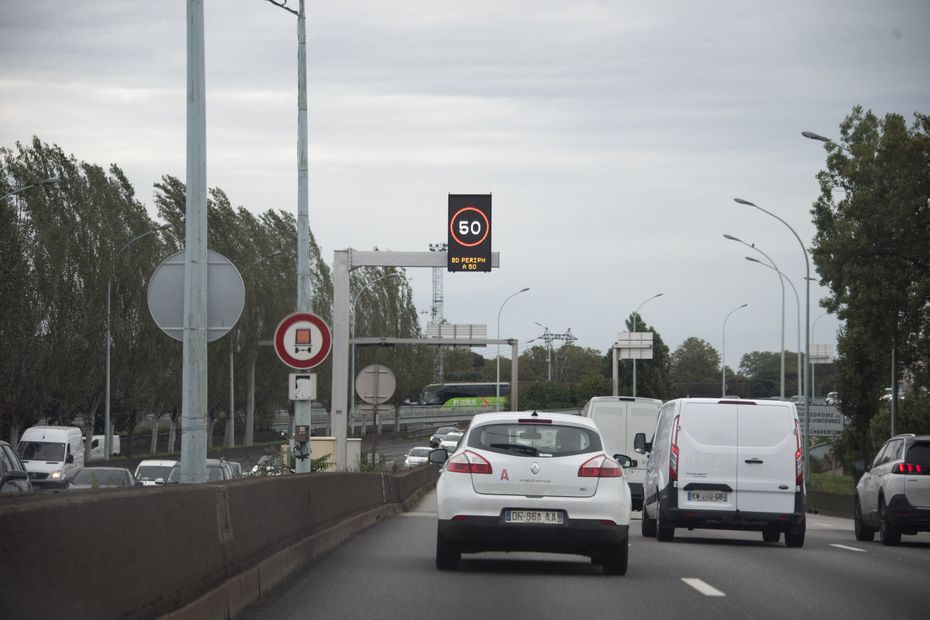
[531,462,540,475]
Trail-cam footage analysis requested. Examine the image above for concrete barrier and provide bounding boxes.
[806,490,854,518]
[0,466,439,619]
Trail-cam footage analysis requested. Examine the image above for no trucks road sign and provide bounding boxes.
[274,312,332,370]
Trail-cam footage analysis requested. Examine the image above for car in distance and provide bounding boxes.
[134,459,177,486]
[404,447,431,469]
[66,467,140,490]
[430,411,632,575]
[429,426,460,448]
[0,440,34,493]
[854,434,930,545]
[637,398,805,547]
[166,459,234,483]
[438,431,464,452]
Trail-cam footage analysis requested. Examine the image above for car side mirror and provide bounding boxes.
[633,432,650,454]
[428,449,449,465]
[66,454,74,464]
[614,454,635,469]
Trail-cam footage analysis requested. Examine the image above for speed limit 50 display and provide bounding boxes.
[447,194,492,272]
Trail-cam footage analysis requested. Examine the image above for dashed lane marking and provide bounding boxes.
[682,578,726,597]
[830,544,866,552]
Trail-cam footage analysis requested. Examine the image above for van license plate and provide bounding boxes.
[504,510,564,524]
[687,491,727,502]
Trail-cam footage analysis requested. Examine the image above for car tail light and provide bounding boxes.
[446,450,492,475]
[669,415,680,482]
[794,420,803,486]
[894,463,925,474]
[578,455,622,478]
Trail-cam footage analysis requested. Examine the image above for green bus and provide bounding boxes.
[420,382,510,409]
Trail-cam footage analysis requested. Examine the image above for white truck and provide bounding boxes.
[18,426,85,488]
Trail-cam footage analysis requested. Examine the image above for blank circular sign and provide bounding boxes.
[147,250,245,342]
[355,364,396,405]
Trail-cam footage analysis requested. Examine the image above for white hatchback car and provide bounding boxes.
[855,434,930,545]
[404,447,432,469]
[430,411,632,575]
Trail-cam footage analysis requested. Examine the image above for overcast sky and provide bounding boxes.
[2,0,928,375]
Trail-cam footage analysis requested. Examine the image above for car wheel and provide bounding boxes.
[879,498,901,546]
[435,531,461,570]
[602,538,628,576]
[641,504,657,537]
[854,496,876,542]
[656,505,675,542]
[784,519,805,548]
[762,528,780,543]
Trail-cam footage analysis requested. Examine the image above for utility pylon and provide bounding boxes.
[428,243,446,379]
[534,326,577,381]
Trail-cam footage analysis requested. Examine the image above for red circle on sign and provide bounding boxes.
[449,206,491,248]
[274,312,332,369]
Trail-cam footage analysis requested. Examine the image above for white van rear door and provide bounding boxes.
[626,403,660,484]
[736,402,797,514]
[677,401,738,511]
[589,401,627,458]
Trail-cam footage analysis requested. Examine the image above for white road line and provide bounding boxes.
[682,578,726,597]
[830,544,866,553]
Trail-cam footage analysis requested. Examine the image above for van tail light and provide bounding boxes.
[446,450,492,475]
[668,415,680,482]
[894,463,925,474]
[794,420,803,486]
[578,455,622,478]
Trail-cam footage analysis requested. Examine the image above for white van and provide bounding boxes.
[636,398,805,547]
[87,434,121,460]
[580,396,661,511]
[18,426,85,488]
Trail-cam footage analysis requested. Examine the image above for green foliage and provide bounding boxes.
[810,107,930,456]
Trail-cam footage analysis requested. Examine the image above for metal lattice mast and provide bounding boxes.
[428,243,447,379]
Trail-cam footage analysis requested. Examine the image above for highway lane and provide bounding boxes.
[242,490,930,620]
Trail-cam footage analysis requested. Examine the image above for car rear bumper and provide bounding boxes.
[438,516,629,555]
[658,484,805,530]
[886,494,930,532]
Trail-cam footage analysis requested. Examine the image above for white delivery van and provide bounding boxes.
[580,396,661,511]
[636,398,805,547]
[18,426,85,488]
[87,434,121,460]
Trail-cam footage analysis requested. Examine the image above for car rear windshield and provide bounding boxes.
[906,441,930,468]
[73,470,126,487]
[468,423,602,457]
[136,465,171,481]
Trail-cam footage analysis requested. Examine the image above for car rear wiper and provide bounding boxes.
[489,443,539,456]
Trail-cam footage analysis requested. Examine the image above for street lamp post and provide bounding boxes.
[811,311,829,401]
[747,256,802,397]
[724,234,786,399]
[350,272,404,433]
[496,288,530,411]
[722,304,748,397]
[734,196,811,482]
[1,176,59,202]
[105,224,170,458]
[632,293,663,397]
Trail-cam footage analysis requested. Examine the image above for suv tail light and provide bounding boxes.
[446,450,492,475]
[894,463,925,474]
[578,455,622,478]
[669,415,680,482]
[794,420,803,486]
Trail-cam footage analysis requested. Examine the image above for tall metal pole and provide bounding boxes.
[181,0,208,484]
[722,303,748,397]
[227,344,235,448]
[106,225,168,459]
[496,288,530,411]
[735,197,811,482]
[724,235,786,399]
[751,257,802,398]
[292,0,313,473]
[632,292,662,397]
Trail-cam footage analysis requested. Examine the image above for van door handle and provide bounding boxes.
[744,458,764,464]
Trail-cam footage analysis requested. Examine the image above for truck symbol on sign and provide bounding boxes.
[295,328,312,354]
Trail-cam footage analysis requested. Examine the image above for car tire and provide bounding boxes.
[435,531,461,570]
[879,498,901,546]
[762,528,780,543]
[784,519,805,548]
[602,539,628,576]
[656,505,675,542]
[641,505,657,537]
[854,496,876,542]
